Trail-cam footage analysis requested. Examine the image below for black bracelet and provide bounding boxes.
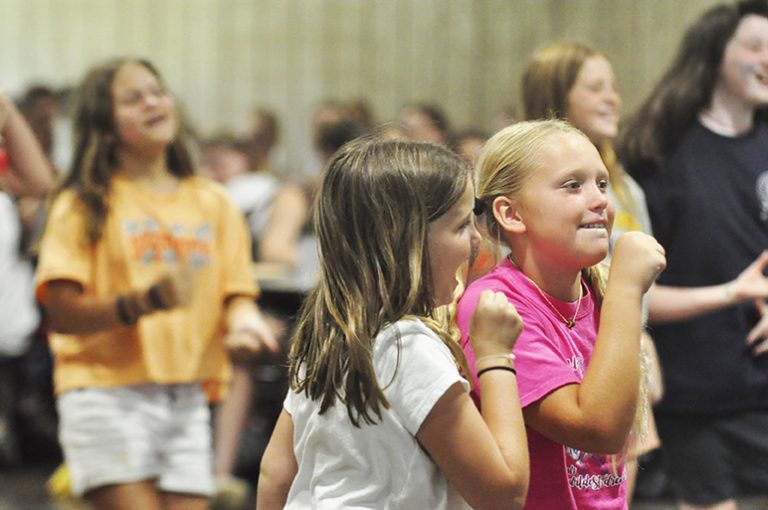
[147,285,168,310]
[477,365,517,377]
[116,295,137,325]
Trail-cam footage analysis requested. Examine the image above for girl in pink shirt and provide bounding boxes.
[457,119,666,509]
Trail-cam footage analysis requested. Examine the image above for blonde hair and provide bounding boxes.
[522,42,639,220]
[289,137,470,426]
[475,119,608,301]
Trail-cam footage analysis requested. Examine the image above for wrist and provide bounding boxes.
[115,295,136,326]
[604,282,644,303]
[116,289,156,326]
[475,352,515,372]
[477,365,517,377]
[724,282,738,303]
[227,298,258,328]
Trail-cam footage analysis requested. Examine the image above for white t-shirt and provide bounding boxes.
[224,172,279,243]
[0,192,39,356]
[284,318,470,510]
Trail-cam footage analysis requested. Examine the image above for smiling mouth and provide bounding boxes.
[146,114,168,127]
[580,223,606,229]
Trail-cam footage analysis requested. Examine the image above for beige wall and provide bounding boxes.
[2,0,720,175]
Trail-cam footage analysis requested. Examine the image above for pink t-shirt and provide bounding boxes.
[457,259,627,510]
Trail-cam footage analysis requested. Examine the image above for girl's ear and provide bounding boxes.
[492,195,526,234]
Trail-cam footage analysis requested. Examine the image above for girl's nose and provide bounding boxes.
[605,87,621,108]
[589,184,609,211]
[143,93,160,107]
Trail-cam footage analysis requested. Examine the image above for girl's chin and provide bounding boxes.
[579,247,610,268]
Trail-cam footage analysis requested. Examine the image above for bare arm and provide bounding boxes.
[223,295,279,355]
[45,280,128,334]
[44,265,195,335]
[524,232,666,454]
[258,184,309,265]
[256,410,298,510]
[648,250,768,324]
[0,91,54,197]
[417,291,529,510]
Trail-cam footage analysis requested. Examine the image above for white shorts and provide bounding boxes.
[57,383,213,497]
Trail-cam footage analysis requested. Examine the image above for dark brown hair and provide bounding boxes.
[53,57,195,243]
[289,137,470,426]
[617,0,768,175]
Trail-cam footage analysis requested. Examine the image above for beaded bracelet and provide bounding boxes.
[476,353,516,365]
[147,284,169,310]
[115,295,137,325]
[477,365,517,377]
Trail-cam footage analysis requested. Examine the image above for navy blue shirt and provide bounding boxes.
[634,121,768,414]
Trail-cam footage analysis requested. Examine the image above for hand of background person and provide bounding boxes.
[728,250,768,303]
[609,231,666,295]
[225,304,279,358]
[747,299,768,356]
[469,290,523,359]
[150,262,196,308]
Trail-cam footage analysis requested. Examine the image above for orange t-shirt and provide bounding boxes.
[36,175,258,399]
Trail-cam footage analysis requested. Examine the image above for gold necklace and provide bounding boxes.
[507,254,583,328]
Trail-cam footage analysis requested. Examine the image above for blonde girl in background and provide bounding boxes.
[257,137,529,510]
[457,119,666,509]
[521,40,768,505]
[521,41,660,503]
[35,57,277,510]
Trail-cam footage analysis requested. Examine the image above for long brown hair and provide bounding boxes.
[289,137,470,426]
[52,57,195,244]
[617,0,768,175]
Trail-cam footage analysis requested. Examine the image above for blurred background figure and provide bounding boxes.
[491,105,518,133]
[451,129,487,168]
[0,89,55,467]
[17,86,57,164]
[200,113,310,509]
[246,109,284,176]
[200,133,250,184]
[304,104,369,202]
[398,102,451,146]
[343,99,375,132]
[17,84,74,175]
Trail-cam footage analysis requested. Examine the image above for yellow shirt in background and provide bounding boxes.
[36,175,258,400]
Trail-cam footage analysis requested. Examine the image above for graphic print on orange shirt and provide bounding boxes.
[124,218,212,268]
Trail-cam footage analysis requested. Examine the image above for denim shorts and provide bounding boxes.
[57,382,213,497]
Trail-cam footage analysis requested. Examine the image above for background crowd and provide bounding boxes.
[2,1,768,509]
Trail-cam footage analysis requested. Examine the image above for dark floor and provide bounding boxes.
[2,466,670,509]
[0,464,727,510]
[1,461,767,509]
[0,463,62,510]
[0,469,687,510]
